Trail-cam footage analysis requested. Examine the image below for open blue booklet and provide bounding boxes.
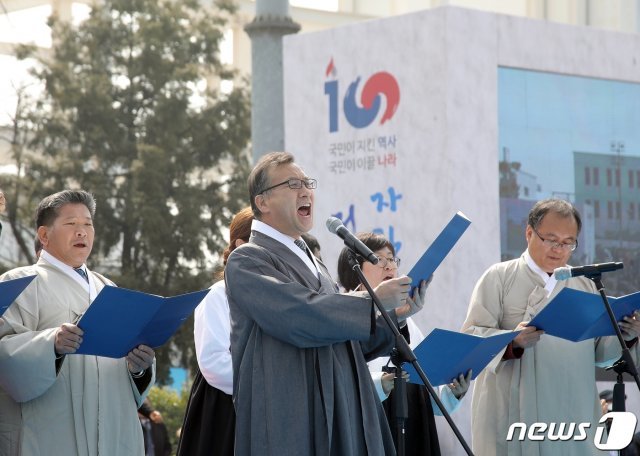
[528,287,640,342]
[0,275,37,317]
[75,286,209,358]
[403,328,519,386]
[406,211,471,290]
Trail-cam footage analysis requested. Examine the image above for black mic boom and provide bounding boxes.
[326,217,379,265]
[554,262,623,280]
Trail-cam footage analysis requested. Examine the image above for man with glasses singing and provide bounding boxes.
[462,198,640,456]
[225,152,413,456]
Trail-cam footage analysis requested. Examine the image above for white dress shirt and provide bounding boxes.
[194,280,233,395]
[252,219,319,278]
[40,249,97,301]
[523,249,558,296]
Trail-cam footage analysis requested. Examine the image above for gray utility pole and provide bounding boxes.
[245,0,300,163]
[610,140,625,249]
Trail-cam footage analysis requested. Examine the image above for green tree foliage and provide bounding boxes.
[6,0,251,383]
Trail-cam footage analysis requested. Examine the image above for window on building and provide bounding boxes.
[637,171,640,189]
[593,168,599,186]
[616,201,621,220]
[630,170,635,189]
[608,201,613,219]
[584,167,590,185]
[607,169,612,186]
[615,169,621,187]
[629,203,636,220]
[594,200,600,218]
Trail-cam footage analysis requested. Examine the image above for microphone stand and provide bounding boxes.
[383,350,409,456]
[346,251,473,456]
[588,272,640,396]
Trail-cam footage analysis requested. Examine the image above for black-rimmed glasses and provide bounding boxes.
[532,227,578,251]
[259,178,317,194]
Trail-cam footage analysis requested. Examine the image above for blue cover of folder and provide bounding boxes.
[407,211,471,290]
[75,286,209,358]
[0,275,36,317]
[528,288,640,342]
[403,328,519,386]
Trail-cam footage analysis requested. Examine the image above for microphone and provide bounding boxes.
[554,262,623,281]
[326,217,379,265]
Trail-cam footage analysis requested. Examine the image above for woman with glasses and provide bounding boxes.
[337,232,470,456]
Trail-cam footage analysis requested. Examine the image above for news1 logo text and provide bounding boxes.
[506,412,637,450]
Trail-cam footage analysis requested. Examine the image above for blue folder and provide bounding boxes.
[75,286,209,358]
[0,275,37,317]
[403,328,519,386]
[407,211,471,290]
[528,288,640,342]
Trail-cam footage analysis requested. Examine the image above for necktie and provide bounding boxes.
[74,267,89,283]
[294,239,314,262]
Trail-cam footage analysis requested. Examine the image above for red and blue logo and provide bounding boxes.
[324,58,400,133]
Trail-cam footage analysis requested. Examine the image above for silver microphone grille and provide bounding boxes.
[326,216,343,234]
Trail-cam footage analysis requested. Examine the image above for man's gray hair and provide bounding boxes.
[35,190,96,228]
[247,152,295,219]
[527,198,582,234]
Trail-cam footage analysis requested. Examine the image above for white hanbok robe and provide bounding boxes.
[0,258,154,456]
[462,254,628,456]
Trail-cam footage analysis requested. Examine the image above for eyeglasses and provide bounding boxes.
[532,227,578,251]
[259,178,317,195]
[376,256,401,268]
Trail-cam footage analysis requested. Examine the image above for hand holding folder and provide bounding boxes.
[406,211,471,292]
[403,328,519,386]
[0,275,36,317]
[528,288,640,342]
[75,286,209,358]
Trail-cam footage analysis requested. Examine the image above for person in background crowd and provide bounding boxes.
[138,399,172,456]
[0,188,6,238]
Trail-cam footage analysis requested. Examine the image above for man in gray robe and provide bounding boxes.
[225,152,416,456]
[0,189,156,456]
[462,199,640,456]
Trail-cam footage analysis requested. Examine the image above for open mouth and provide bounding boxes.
[297,203,311,217]
[383,274,394,281]
[74,242,88,248]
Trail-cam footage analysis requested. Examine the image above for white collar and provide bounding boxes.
[251,220,319,277]
[40,249,96,299]
[523,249,558,296]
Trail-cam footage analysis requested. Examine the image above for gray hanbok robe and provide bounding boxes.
[0,259,154,456]
[462,254,628,456]
[225,231,397,456]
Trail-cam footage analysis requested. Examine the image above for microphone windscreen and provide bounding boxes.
[553,267,572,281]
[326,216,342,234]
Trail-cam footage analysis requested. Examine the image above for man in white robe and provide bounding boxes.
[462,198,640,456]
[0,189,156,456]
